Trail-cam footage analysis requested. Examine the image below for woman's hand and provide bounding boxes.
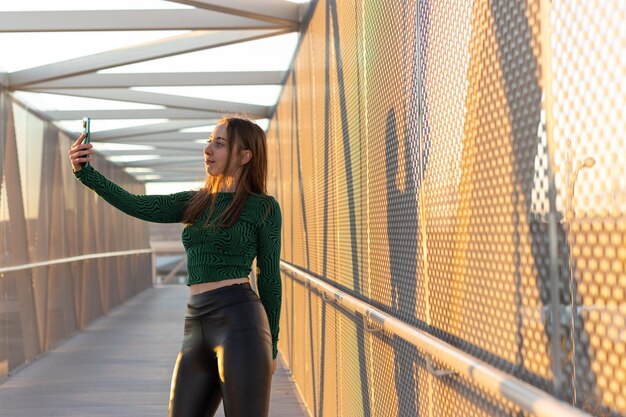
[68,133,93,172]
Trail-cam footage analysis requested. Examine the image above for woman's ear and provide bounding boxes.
[239,149,252,165]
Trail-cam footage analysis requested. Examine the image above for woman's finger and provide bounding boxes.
[69,144,92,156]
[73,149,93,158]
[72,133,86,146]
[72,156,92,164]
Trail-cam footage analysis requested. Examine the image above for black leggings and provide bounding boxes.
[168,283,273,417]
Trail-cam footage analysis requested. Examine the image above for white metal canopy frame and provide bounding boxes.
[0,0,310,183]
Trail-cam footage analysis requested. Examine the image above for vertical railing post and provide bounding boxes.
[540,0,565,399]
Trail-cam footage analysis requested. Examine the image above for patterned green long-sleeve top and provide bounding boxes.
[75,165,282,358]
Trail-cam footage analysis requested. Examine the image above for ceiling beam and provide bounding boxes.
[133,142,205,156]
[105,164,202,175]
[97,144,206,154]
[23,71,285,89]
[135,144,205,152]
[127,165,206,173]
[33,88,270,117]
[112,156,201,167]
[140,176,205,183]
[45,108,223,120]
[8,29,288,87]
[0,10,287,32]
[85,120,215,140]
[168,0,301,27]
[141,177,204,183]
[104,132,212,142]
[99,149,200,156]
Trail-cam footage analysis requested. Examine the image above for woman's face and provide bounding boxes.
[204,123,239,177]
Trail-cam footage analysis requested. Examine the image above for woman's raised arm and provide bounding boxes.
[69,133,195,223]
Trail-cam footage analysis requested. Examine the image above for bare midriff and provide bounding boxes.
[189,277,250,295]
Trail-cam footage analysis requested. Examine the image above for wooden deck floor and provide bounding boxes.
[0,285,309,417]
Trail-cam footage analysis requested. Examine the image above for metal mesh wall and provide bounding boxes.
[0,92,152,380]
[267,1,625,416]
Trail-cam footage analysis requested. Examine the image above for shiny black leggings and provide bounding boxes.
[168,283,273,417]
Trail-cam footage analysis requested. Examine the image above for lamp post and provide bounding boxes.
[565,156,595,406]
[567,157,596,219]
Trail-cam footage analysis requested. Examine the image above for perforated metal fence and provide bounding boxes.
[0,92,152,380]
[267,1,625,416]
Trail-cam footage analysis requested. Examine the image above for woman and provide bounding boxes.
[68,117,282,417]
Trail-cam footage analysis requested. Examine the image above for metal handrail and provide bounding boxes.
[0,249,153,274]
[280,261,591,417]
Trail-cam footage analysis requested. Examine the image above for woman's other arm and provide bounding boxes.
[255,197,283,360]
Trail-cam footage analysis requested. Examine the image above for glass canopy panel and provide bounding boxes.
[101,32,300,73]
[132,85,283,106]
[12,91,165,111]
[0,31,189,72]
[0,0,192,11]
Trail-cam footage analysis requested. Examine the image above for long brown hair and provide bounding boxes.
[181,116,268,228]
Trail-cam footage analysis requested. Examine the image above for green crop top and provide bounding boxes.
[74,165,282,358]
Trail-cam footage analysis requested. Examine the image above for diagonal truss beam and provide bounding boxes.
[126,164,206,173]
[114,156,201,167]
[45,109,223,120]
[30,88,270,117]
[85,120,217,140]
[9,29,288,87]
[23,71,285,89]
[168,0,301,26]
[119,143,206,153]
[103,132,213,142]
[0,10,288,32]
[99,149,200,157]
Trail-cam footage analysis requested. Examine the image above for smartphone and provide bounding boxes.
[81,117,91,168]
